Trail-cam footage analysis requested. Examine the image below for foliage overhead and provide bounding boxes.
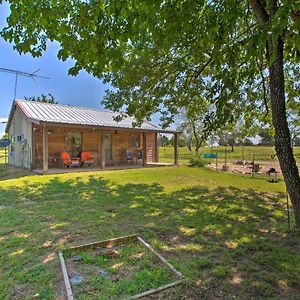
[1,0,299,129]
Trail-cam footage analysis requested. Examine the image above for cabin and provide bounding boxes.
[5,100,178,173]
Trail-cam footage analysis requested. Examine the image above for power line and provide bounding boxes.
[0,67,50,99]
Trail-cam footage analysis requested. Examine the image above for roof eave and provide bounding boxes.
[38,120,178,134]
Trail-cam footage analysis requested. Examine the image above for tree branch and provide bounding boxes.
[255,57,269,117]
[248,0,269,24]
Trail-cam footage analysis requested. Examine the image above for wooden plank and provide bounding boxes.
[42,126,48,173]
[58,252,74,300]
[137,236,183,278]
[130,280,183,299]
[66,234,138,252]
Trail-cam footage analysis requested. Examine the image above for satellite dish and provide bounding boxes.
[0,139,10,148]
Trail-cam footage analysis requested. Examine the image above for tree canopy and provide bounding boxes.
[1,0,297,125]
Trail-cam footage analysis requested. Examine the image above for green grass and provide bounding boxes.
[0,165,300,299]
[0,149,7,164]
[64,243,176,299]
[159,145,300,165]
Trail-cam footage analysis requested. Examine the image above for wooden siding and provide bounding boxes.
[33,125,157,168]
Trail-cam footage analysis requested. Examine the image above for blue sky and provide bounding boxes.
[0,3,164,138]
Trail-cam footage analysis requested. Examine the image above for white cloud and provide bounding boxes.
[0,118,8,123]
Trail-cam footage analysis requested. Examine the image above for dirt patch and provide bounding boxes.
[208,161,283,176]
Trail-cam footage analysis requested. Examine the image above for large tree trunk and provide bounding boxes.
[268,37,300,228]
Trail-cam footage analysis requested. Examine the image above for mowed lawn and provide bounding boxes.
[1,166,300,299]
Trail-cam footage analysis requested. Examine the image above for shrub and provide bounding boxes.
[189,152,211,167]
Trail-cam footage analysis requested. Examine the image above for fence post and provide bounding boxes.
[252,153,255,178]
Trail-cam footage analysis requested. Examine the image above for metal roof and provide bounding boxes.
[8,100,175,133]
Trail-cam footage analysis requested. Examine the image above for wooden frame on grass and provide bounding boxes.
[58,234,184,300]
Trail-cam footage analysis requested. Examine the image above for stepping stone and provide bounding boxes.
[97,268,109,277]
[69,272,83,285]
[71,255,82,262]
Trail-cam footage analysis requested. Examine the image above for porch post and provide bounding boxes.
[31,126,36,170]
[97,131,102,167]
[42,126,48,173]
[174,133,178,166]
[101,132,105,169]
[155,133,159,163]
[142,132,147,166]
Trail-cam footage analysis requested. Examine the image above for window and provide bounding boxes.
[67,132,82,157]
[130,134,140,148]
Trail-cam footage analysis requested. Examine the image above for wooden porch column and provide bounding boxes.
[155,133,159,163]
[42,126,48,173]
[174,133,178,166]
[142,132,147,166]
[97,131,102,167]
[31,126,36,170]
[101,132,105,169]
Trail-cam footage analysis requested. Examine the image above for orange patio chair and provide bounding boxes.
[80,151,96,167]
[60,152,81,168]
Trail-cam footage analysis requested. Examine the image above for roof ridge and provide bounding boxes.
[16,99,115,114]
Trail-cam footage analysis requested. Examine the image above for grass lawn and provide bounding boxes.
[1,166,300,299]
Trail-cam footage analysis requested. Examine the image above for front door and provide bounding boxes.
[103,133,112,164]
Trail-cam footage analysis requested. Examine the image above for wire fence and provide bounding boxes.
[159,146,300,167]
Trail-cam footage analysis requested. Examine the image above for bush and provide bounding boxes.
[189,152,211,167]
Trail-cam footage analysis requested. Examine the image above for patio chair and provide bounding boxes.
[60,152,81,168]
[80,151,96,167]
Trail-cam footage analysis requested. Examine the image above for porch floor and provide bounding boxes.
[32,162,175,174]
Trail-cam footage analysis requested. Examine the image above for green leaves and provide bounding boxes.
[0,0,299,131]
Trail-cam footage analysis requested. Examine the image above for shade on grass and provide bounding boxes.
[0,166,299,299]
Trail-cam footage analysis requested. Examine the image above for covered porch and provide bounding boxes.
[32,162,175,174]
[32,123,179,174]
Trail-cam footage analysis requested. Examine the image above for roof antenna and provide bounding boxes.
[0,67,50,99]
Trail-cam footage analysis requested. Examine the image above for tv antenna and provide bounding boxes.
[0,67,50,99]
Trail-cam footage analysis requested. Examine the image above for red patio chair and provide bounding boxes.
[60,152,81,168]
[80,151,96,167]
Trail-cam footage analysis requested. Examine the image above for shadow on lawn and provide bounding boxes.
[0,174,300,299]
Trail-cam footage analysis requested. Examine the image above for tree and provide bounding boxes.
[243,138,254,146]
[176,102,211,152]
[218,133,236,152]
[2,1,300,227]
[24,93,58,104]
[159,135,170,147]
[258,128,275,146]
